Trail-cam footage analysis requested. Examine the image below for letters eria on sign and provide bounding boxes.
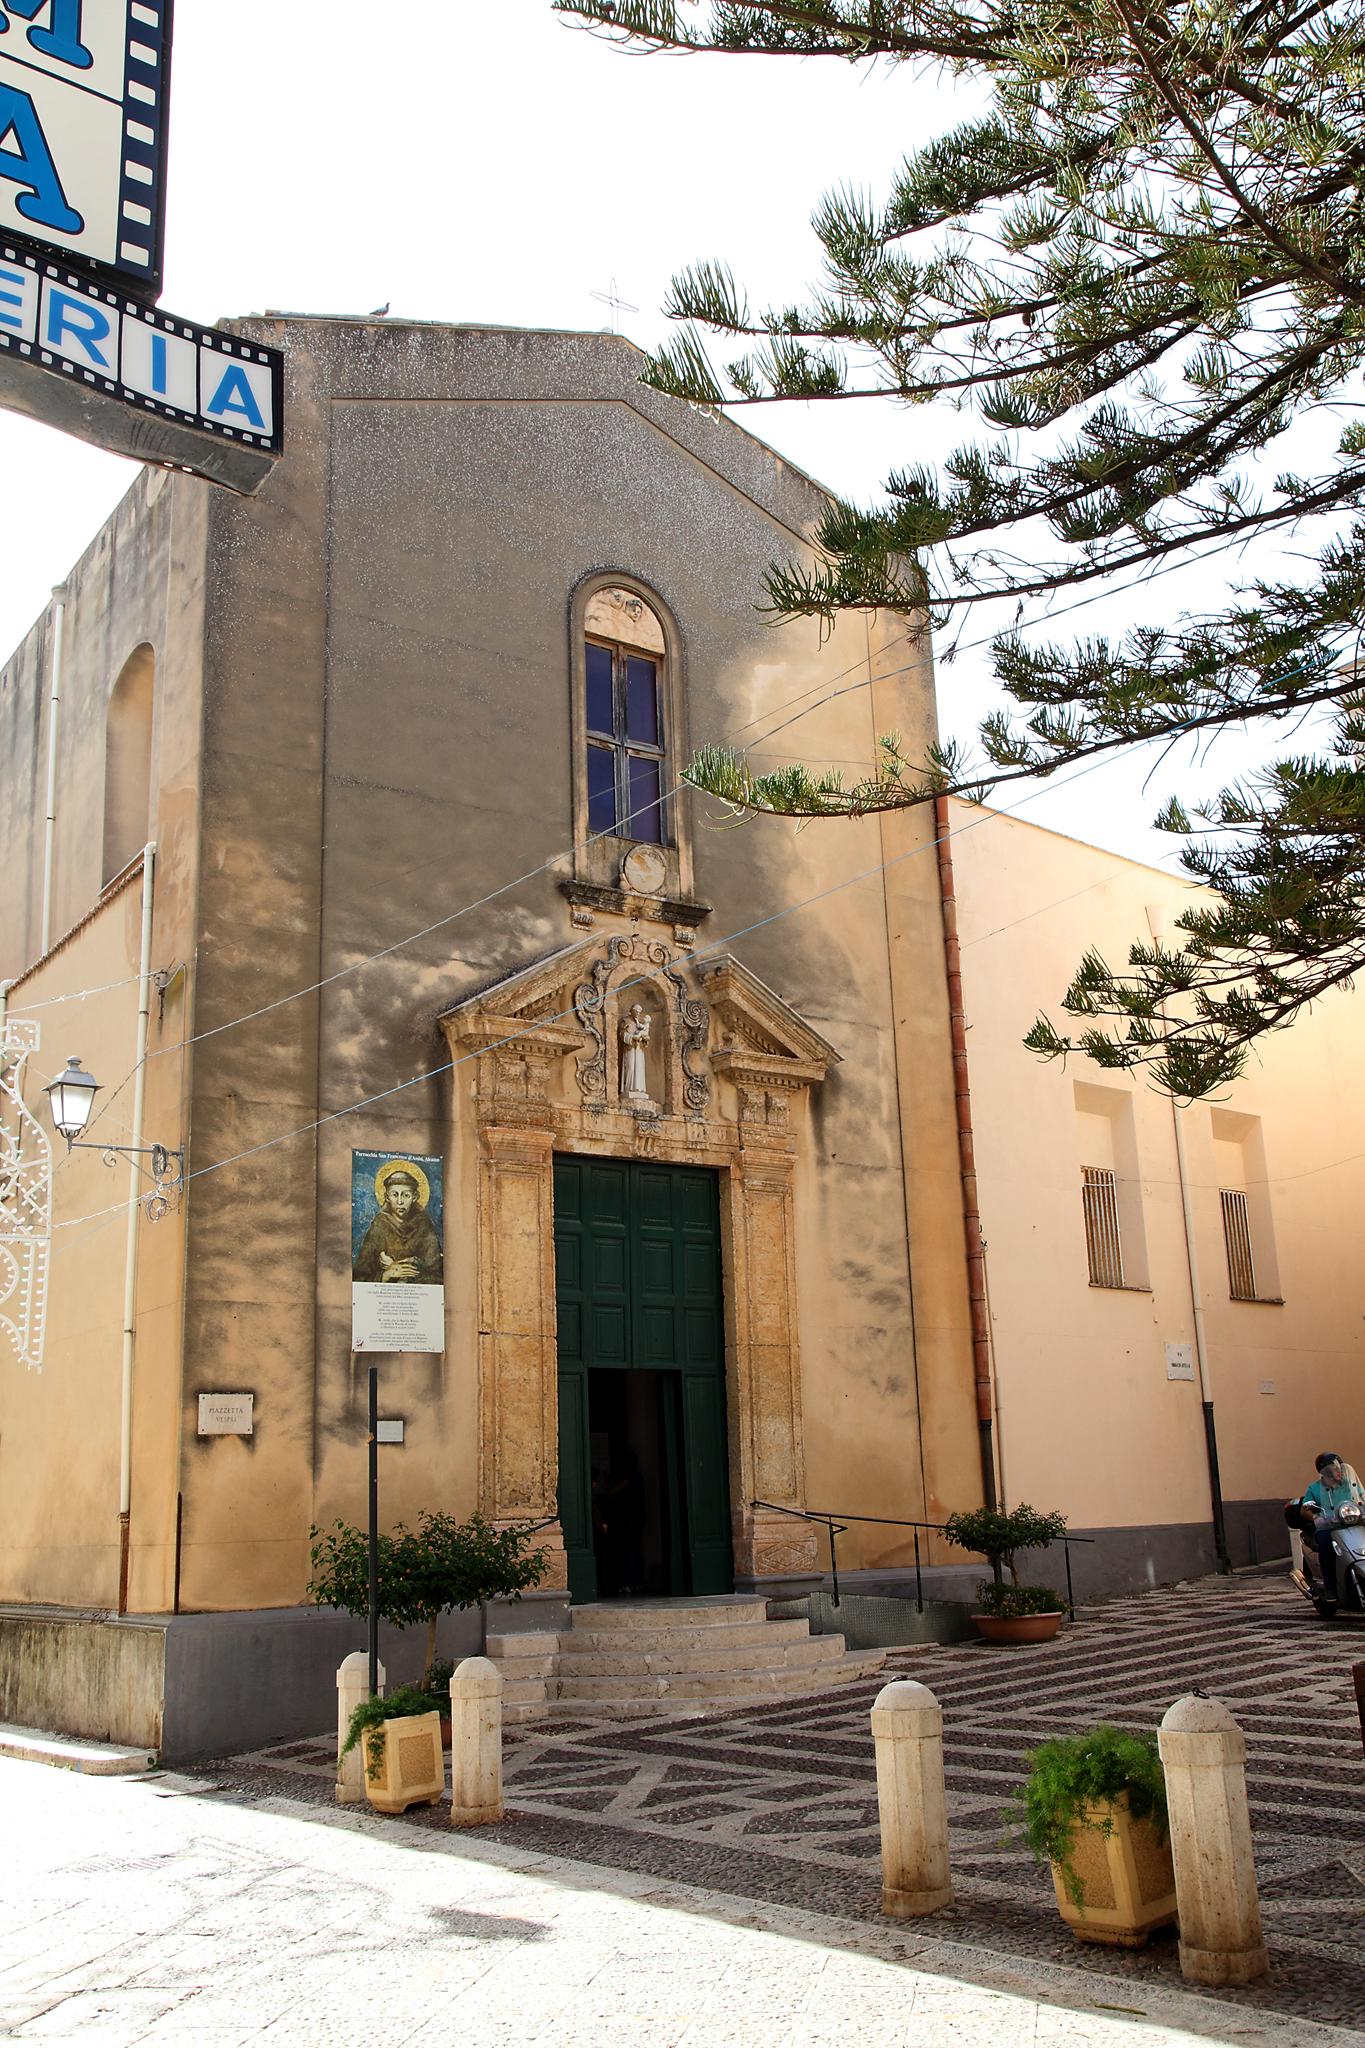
[0,257,277,440]
[0,3,101,236]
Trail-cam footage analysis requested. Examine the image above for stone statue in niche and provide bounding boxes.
[619,1003,656,1110]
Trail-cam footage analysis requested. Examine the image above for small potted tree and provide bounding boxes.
[310,1509,547,1806]
[943,1503,1069,1643]
[1008,1724,1176,1947]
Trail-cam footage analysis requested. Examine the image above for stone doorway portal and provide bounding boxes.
[439,932,841,1596]
[554,1156,730,1605]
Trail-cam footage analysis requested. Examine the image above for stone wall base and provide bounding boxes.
[0,1595,569,1763]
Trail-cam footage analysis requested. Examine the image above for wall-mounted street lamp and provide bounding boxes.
[44,1055,183,1221]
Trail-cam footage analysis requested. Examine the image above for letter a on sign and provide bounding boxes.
[0,80,83,232]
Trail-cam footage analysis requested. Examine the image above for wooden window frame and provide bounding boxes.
[569,574,693,897]
[585,632,667,845]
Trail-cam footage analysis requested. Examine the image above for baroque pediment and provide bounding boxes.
[440,934,837,1125]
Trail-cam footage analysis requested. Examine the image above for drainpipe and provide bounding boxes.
[1146,907,1230,1574]
[118,841,156,1615]
[934,795,998,1510]
[39,585,69,958]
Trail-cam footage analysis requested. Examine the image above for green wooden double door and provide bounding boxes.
[554,1157,732,1605]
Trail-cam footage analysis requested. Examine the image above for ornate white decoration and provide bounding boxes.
[0,1019,51,1373]
[619,1003,654,1108]
[572,934,711,1120]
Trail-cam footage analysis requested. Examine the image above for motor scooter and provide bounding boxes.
[1289,1499,1365,1620]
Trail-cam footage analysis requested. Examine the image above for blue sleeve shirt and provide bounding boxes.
[1303,1475,1365,1515]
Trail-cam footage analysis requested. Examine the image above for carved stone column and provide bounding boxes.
[449,1016,582,1594]
[720,1066,821,1583]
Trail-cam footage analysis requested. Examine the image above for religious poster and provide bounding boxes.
[350,1150,445,1354]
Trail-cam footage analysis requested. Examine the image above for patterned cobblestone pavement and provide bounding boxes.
[225,1577,1365,2031]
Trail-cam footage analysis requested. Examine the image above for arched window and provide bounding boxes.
[103,644,154,885]
[570,577,693,899]
[584,587,667,845]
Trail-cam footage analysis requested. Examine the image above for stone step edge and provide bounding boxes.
[0,1721,158,1776]
[504,1668,887,1722]
[487,1618,817,1657]
[567,1602,769,1629]
[552,1668,878,1701]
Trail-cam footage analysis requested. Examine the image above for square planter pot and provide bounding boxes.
[362,1710,445,1816]
[1050,1793,1177,1948]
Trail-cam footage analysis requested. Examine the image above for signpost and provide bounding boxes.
[0,0,283,494]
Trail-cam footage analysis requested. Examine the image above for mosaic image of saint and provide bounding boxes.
[351,1159,443,1285]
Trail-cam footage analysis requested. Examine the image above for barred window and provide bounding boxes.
[1082,1166,1125,1288]
[1220,1188,1258,1301]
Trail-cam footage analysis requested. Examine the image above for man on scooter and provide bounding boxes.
[1298,1453,1365,1603]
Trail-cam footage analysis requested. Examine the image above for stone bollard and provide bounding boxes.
[1159,1694,1268,1985]
[870,1679,953,1918]
[336,1650,385,1807]
[450,1655,504,1827]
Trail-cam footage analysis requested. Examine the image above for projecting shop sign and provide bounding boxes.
[0,241,284,490]
[0,0,171,294]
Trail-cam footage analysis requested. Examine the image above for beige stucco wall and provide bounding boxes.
[0,463,205,1614]
[2,320,981,1618]
[173,318,979,1608]
[949,799,1365,1557]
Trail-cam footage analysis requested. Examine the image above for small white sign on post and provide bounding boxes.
[1165,1342,1195,1382]
[198,1391,253,1436]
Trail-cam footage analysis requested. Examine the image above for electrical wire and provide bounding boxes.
[46,729,1159,1240]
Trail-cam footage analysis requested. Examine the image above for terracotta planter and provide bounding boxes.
[972,1611,1065,1645]
[1050,1794,1177,1948]
[362,1709,445,1816]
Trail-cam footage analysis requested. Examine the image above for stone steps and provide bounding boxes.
[486,1597,885,1721]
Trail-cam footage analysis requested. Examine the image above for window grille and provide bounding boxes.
[585,633,667,846]
[1082,1166,1124,1287]
[1220,1188,1258,1301]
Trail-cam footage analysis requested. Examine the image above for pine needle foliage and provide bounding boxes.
[554,0,1365,1095]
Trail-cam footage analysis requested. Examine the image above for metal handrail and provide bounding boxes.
[751,1498,1095,1618]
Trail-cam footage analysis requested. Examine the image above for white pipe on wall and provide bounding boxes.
[1146,905,1231,1572]
[39,586,69,958]
[117,841,157,1614]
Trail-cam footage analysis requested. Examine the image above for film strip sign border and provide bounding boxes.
[0,239,283,454]
[115,0,173,290]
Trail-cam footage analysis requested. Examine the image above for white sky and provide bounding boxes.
[0,0,1327,872]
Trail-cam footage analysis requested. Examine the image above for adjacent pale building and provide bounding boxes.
[948,798,1365,1593]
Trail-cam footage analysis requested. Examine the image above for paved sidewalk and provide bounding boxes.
[232,1576,1365,2031]
[1,1754,1358,2047]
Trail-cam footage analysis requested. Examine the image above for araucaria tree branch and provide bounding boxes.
[555,0,1365,1096]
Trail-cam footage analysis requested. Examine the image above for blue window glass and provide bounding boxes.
[625,656,660,747]
[586,642,614,737]
[627,755,663,845]
[588,745,617,834]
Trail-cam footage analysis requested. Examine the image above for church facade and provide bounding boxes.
[0,319,982,1754]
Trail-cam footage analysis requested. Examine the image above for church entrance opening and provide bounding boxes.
[554,1156,731,1605]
